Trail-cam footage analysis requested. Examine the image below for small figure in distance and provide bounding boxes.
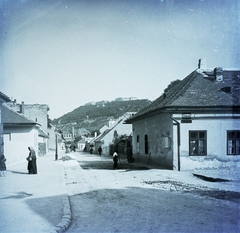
[98,146,102,156]
[113,151,118,169]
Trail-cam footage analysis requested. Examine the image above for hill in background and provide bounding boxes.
[52,98,151,133]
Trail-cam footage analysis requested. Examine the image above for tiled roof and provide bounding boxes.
[1,104,37,125]
[0,92,11,102]
[126,68,240,123]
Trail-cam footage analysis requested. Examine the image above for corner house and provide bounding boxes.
[125,67,240,171]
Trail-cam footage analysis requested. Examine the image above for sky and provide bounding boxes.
[1,0,239,119]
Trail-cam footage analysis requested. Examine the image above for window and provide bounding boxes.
[189,131,206,156]
[137,135,140,154]
[227,131,240,155]
[145,135,149,154]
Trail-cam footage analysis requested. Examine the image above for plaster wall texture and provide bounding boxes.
[132,113,173,168]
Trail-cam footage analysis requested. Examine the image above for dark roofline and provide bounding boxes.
[3,123,37,126]
[125,105,240,123]
[0,92,11,102]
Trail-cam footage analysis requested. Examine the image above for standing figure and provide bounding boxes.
[0,154,6,177]
[113,152,118,169]
[27,147,37,174]
[98,146,102,156]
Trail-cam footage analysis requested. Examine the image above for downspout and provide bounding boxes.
[171,115,180,171]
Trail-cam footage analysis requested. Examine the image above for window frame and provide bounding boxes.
[144,134,149,154]
[227,130,240,155]
[189,130,207,156]
[136,135,140,154]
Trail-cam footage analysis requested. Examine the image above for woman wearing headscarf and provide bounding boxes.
[27,147,37,174]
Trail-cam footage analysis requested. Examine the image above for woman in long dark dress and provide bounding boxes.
[27,147,37,174]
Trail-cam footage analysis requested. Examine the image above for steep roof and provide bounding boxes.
[1,104,38,125]
[126,68,240,123]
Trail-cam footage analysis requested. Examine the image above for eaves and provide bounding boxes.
[125,105,240,124]
[3,123,37,127]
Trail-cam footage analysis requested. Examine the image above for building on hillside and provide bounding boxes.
[115,97,137,101]
[62,129,75,143]
[125,67,240,171]
[76,127,91,137]
[0,92,11,156]
[2,103,48,166]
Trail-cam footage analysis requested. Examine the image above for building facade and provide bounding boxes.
[125,67,240,171]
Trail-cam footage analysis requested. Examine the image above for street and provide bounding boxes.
[64,152,240,233]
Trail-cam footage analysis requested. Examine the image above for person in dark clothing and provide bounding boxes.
[90,148,93,154]
[98,146,102,156]
[27,146,37,174]
[0,154,6,177]
[113,152,118,169]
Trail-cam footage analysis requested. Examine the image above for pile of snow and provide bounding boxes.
[181,157,240,171]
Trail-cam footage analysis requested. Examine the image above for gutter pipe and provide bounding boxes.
[171,115,180,171]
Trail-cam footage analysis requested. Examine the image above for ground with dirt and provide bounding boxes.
[63,152,240,233]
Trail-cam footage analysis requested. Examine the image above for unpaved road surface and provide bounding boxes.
[64,152,240,233]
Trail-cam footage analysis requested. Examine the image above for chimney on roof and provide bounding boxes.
[198,58,207,69]
[20,101,24,114]
[214,67,223,82]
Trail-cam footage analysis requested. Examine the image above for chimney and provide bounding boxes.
[198,58,207,69]
[214,67,223,82]
[20,101,24,114]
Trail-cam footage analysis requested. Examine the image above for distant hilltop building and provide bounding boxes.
[85,98,138,106]
[115,97,137,101]
[85,100,110,106]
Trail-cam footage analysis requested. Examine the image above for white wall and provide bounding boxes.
[179,117,240,157]
[4,127,38,167]
[171,113,240,170]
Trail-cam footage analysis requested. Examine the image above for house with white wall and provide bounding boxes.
[6,100,52,152]
[2,103,48,166]
[125,67,240,171]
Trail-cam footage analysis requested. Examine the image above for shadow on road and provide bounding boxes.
[8,170,28,175]
[78,160,150,171]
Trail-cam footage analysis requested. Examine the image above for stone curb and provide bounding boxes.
[49,159,71,233]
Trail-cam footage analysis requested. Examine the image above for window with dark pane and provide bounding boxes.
[227,131,240,155]
[189,131,207,156]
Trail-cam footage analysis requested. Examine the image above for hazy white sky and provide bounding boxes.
[1,0,239,119]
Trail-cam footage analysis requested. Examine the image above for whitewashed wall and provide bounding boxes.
[4,127,38,167]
